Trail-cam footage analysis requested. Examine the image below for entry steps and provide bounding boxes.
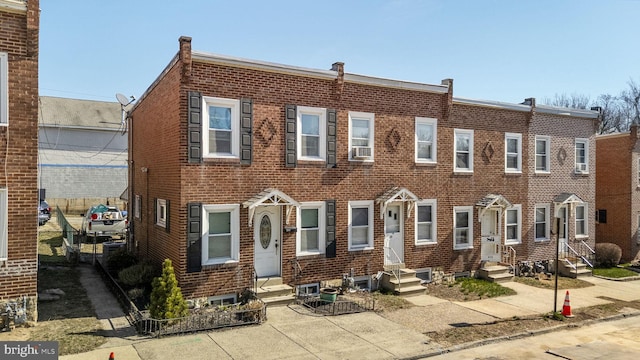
[477,263,513,283]
[558,258,592,278]
[255,277,295,306]
[381,264,426,297]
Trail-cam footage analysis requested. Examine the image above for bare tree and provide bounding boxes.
[620,78,640,127]
[593,94,626,134]
[543,93,591,109]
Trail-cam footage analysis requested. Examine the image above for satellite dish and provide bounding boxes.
[116,93,130,106]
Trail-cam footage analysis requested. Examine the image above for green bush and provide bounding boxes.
[595,243,622,268]
[118,263,156,287]
[149,259,188,320]
[106,248,137,274]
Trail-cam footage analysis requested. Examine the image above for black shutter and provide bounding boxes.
[153,198,157,224]
[188,91,202,163]
[285,104,297,168]
[187,203,202,273]
[165,200,170,233]
[240,98,253,165]
[326,109,337,168]
[326,199,336,258]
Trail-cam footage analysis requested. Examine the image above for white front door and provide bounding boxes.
[384,204,404,265]
[254,207,281,277]
[558,207,568,257]
[481,209,501,262]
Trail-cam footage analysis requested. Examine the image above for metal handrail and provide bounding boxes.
[502,246,516,272]
[384,243,403,293]
[580,240,595,255]
[568,243,593,268]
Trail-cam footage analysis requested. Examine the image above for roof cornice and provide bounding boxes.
[344,73,448,94]
[536,104,599,119]
[453,97,531,112]
[0,0,26,13]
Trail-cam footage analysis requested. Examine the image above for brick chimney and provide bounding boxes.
[332,62,344,101]
[179,36,192,82]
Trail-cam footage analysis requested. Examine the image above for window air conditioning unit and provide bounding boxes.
[352,146,372,159]
[576,163,587,173]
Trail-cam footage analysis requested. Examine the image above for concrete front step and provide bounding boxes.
[261,294,296,307]
[395,284,426,297]
[486,273,513,283]
[256,283,295,306]
[559,259,592,278]
[256,277,283,288]
[477,265,512,283]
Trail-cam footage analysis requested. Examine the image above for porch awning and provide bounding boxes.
[242,188,300,227]
[553,192,584,217]
[376,187,420,219]
[476,194,512,219]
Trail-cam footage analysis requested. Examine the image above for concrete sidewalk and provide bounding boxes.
[60,269,640,360]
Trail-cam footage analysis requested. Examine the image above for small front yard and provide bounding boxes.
[426,277,516,301]
[592,266,639,278]
[514,275,594,289]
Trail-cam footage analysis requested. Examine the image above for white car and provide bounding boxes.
[81,205,127,240]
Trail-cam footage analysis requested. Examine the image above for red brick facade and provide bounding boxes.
[130,37,598,300]
[596,128,640,262]
[0,0,40,320]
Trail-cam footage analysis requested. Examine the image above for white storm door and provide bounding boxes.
[558,207,568,256]
[481,209,501,262]
[384,204,404,265]
[254,207,281,277]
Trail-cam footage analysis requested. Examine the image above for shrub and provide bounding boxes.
[127,287,145,300]
[106,248,137,274]
[118,263,156,288]
[149,259,188,320]
[595,243,622,267]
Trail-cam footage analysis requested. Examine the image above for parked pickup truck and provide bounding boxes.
[81,204,127,240]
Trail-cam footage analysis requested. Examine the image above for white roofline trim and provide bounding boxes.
[192,51,338,80]
[344,73,448,94]
[0,0,26,13]
[596,131,630,139]
[40,124,123,132]
[536,105,599,118]
[453,97,531,112]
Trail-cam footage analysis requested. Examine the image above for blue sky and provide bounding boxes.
[39,0,640,105]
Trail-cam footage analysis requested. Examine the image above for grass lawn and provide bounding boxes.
[514,276,594,289]
[592,266,639,278]
[456,278,516,298]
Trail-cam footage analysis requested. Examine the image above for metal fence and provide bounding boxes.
[298,295,375,316]
[56,205,78,246]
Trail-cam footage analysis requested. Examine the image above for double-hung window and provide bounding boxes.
[134,195,141,219]
[415,200,437,245]
[454,129,474,172]
[202,97,240,158]
[534,204,550,241]
[575,204,587,237]
[297,202,325,256]
[453,206,473,249]
[156,199,167,228]
[297,106,326,161]
[535,136,550,173]
[415,117,437,163]
[505,133,522,173]
[349,112,375,161]
[202,204,240,265]
[0,52,7,125]
[0,188,7,261]
[575,138,589,173]
[348,200,374,250]
[505,205,521,244]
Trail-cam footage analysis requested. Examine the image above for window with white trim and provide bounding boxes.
[454,129,474,172]
[348,200,374,250]
[202,204,240,265]
[534,204,550,241]
[207,294,237,306]
[575,138,589,173]
[297,106,326,161]
[202,97,240,158]
[453,206,473,249]
[296,202,326,256]
[415,199,437,245]
[415,117,437,163]
[535,136,550,173]
[575,203,588,237]
[0,188,7,261]
[349,111,375,161]
[134,194,141,219]
[297,283,320,297]
[505,133,522,173]
[156,199,167,227]
[0,53,7,125]
[505,204,521,244]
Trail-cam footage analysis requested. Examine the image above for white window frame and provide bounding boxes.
[296,202,326,256]
[202,204,240,265]
[348,111,375,162]
[504,133,522,173]
[534,204,550,241]
[348,200,374,251]
[415,199,437,245]
[353,275,371,291]
[207,294,237,306]
[297,283,320,297]
[575,203,588,238]
[454,129,474,173]
[453,206,473,250]
[574,138,589,174]
[155,199,167,228]
[0,53,7,125]
[134,194,141,219]
[297,106,326,161]
[535,135,551,173]
[0,188,7,261]
[504,204,522,245]
[202,96,240,159]
[415,117,437,164]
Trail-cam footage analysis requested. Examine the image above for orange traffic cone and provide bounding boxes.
[109,352,115,360]
[561,290,574,318]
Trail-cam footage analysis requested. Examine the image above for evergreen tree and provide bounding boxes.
[149,259,189,319]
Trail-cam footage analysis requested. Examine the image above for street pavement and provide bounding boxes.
[60,266,640,360]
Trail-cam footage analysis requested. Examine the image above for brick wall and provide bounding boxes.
[0,0,39,320]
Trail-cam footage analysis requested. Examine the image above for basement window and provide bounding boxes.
[297,283,320,297]
[207,294,237,306]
